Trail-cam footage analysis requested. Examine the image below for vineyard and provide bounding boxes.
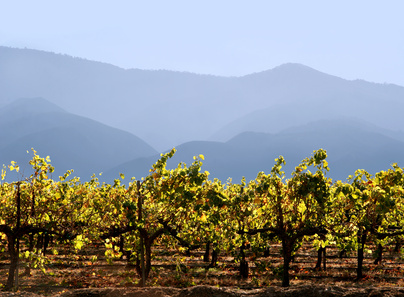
[1,148,404,294]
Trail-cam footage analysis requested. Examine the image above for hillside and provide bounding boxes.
[2,47,404,151]
[0,47,236,150]
[0,98,157,180]
[104,118,404,183]
[210,64,404,141]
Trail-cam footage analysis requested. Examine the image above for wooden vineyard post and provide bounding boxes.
[14,182,21,291]
[6,182,21,291]
[137,180,146,286]
[15,182,20,290]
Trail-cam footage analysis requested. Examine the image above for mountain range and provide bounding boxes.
[103,117,404,183]
[0,97,157,180]
[1,46,404,183]
[2,46,404,151]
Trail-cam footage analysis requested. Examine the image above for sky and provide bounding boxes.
[1,1,404,86]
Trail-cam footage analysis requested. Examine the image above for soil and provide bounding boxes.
[1,285,404,297]
[1,243,404,296]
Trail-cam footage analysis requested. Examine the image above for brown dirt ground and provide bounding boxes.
[1,285,404,297]
[1,242,404,296]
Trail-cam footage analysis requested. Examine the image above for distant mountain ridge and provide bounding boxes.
[2,47,404,183]
[0,47,236,150]
[2,46,404,151]
[0,98,157,180]
[103,118,404,183]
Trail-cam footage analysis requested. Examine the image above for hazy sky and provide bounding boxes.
[1,1,403,86]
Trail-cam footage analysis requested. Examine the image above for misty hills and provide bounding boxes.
[211,64,404,141]
[1,46,404,183]
[0,47,237,151]
[2,47,404,151]
[0,98,157,180]
[103,118,404,183]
